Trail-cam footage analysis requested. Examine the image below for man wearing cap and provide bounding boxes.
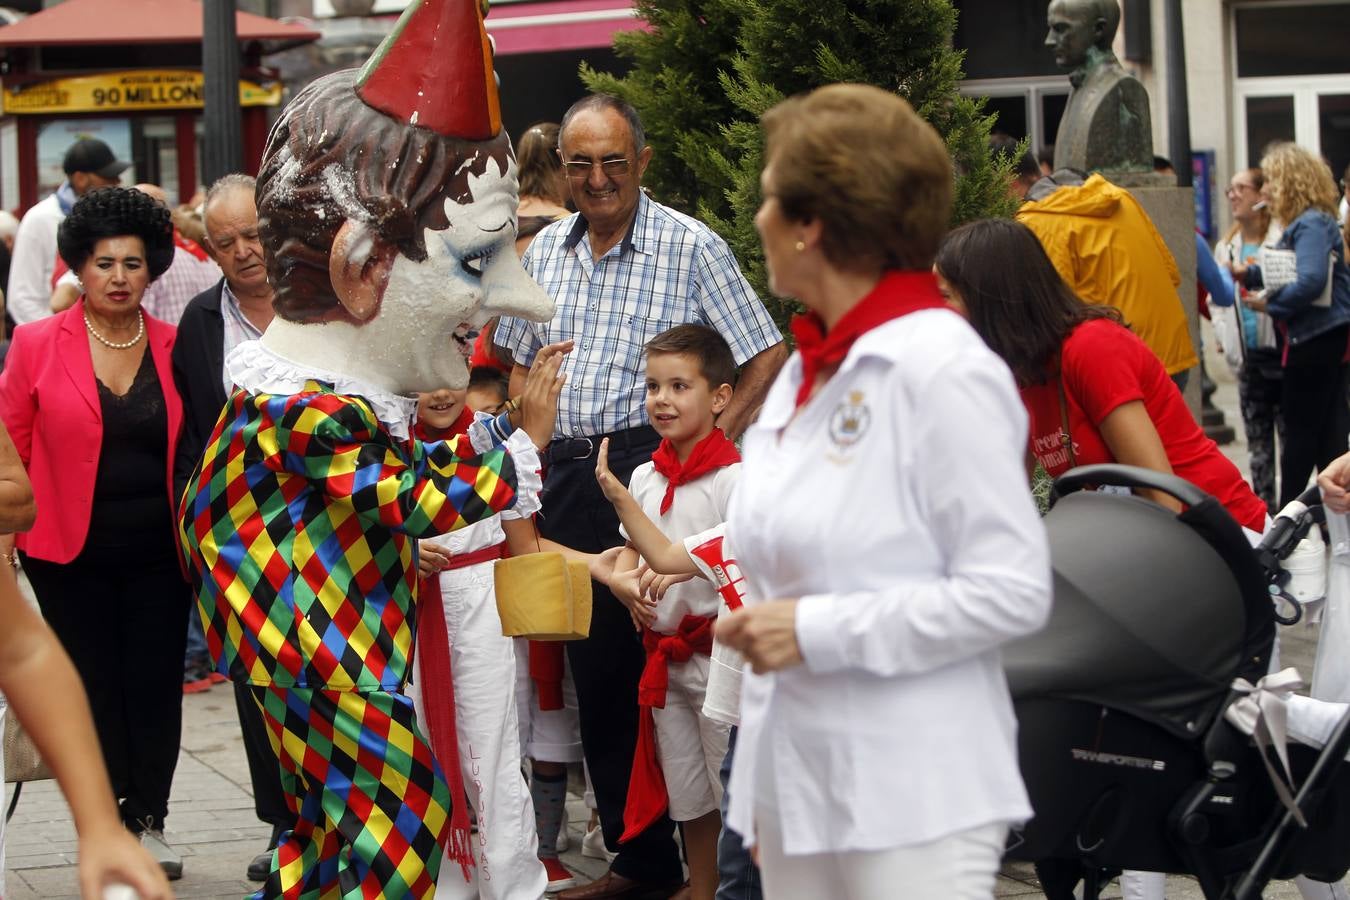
[7,137,128,327]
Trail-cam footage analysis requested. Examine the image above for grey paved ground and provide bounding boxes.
[0,334,1344,899]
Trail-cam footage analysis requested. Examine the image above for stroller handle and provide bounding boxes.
[1052,464,1214,509]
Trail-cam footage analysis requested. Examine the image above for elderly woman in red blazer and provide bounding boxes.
[0,187,187,880]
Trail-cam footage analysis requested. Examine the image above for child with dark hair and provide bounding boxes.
[604,323,741,900]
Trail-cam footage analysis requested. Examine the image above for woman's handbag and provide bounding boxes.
[3,702,51,784]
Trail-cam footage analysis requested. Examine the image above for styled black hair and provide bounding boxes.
[57,186,174,280]
[935,218,1121,386]
[645,323,737,389]
[468,365,509,399]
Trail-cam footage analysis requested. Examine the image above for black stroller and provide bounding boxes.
[1002,464,1350,899]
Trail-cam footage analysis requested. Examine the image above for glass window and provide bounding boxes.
[1041,92,1069,151]
[1236,4,1350,77]
[984,95,1029,142]
[1320,93,1350,186]
[35,118,134,199]
[953,0,1062,80]
[1246,96,1296,167]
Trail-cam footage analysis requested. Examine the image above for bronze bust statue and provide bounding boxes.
[1046,0,1153,174]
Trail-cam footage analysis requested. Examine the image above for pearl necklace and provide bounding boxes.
[84,309,144,350]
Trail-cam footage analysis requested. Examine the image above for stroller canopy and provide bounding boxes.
[1004,487,1273,739]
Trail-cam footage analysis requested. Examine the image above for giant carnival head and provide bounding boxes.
[254,0,553,392]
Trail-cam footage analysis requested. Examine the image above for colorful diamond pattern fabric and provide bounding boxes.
[179,382,518,691]
[250,685,451,899]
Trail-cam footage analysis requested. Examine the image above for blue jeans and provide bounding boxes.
[716,727,761,900]
[184,610,209,666]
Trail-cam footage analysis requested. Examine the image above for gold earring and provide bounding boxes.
[795,240,806,252]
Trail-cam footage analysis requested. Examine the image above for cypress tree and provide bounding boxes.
[583,0,1019,327]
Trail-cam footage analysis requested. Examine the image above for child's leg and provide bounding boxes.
[256,685,452,899]
[654,657,726,899]
[682,809,722,900]
[443,569,546,900]
[514,636,584,859]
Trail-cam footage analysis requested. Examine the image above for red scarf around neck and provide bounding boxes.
[789,270,947,409]
[414,405,475,443]
[649,427,740,514]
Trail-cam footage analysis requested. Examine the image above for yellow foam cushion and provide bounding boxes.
[494,552,592,640]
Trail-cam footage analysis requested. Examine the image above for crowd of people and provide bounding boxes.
[0,43,1348,900]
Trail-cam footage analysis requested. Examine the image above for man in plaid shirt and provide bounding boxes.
[496,94,785,899]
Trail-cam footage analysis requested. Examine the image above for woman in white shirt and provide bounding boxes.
[705,84,1052,899]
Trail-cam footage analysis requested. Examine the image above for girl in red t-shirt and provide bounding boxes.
[934,218,1269,535]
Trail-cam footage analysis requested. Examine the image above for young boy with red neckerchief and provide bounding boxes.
[607,324,742,900]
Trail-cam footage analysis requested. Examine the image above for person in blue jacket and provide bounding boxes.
[1233,142,1350,509]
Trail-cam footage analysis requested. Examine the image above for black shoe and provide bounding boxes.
[246,850,271,882]
[248,822,288,882]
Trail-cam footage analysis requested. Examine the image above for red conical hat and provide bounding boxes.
[355,0,502,140]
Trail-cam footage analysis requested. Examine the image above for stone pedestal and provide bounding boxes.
[1109,174,1204,421]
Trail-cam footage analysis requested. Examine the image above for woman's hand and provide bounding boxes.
[515,341,572,448]
[715,600,803,674]
[1243,292,1268,313]
[1319,451,1350,514]
[78,822,174,900]
[417,541,451,579]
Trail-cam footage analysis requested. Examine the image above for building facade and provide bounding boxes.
[955,0,1350,236]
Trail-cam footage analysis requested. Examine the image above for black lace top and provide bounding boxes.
[88,350,173,550]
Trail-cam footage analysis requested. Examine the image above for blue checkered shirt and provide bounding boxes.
[496,193,781,439]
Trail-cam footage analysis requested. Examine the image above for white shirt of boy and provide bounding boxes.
[621,462,740,633]
[724,310,1052,856]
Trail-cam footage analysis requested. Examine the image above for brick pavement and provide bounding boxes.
[0,335,1342,899]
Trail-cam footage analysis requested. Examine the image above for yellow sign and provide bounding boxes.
[2,70,283,115]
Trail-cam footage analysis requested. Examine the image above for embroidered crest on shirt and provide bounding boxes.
[828,390,871,451]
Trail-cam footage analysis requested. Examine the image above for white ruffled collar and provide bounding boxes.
[225,339,420,440]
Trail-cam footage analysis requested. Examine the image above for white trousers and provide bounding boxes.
[409,561,546,900]
[755,811,1006,900]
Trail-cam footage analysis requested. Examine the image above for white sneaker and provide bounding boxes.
[139,827,183,880]
[581,823,616,862]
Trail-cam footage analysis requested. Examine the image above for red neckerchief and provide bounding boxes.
[413,405,475,443]
[789,270,947,409]
[649,428,740,515]
[622,615,715,841]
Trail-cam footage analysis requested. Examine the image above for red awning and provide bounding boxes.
[484,0,644,56]
[0,0,321,50]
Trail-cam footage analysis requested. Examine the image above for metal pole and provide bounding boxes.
[202,0,244,185]
[1163,0,1192,187]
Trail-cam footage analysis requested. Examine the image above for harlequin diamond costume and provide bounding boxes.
[178,1,556,896]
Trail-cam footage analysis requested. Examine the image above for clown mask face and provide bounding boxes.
[340,154,554,394]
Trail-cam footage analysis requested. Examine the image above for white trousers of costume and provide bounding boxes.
[755,810,1006,900]
[409,558,546,900]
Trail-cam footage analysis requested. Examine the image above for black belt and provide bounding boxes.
[544,424,659,464]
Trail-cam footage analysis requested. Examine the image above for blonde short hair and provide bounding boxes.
[761,83,952,272]
[1261,142,1339,225]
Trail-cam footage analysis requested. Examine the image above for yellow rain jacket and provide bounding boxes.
[1018,174,1198,375]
